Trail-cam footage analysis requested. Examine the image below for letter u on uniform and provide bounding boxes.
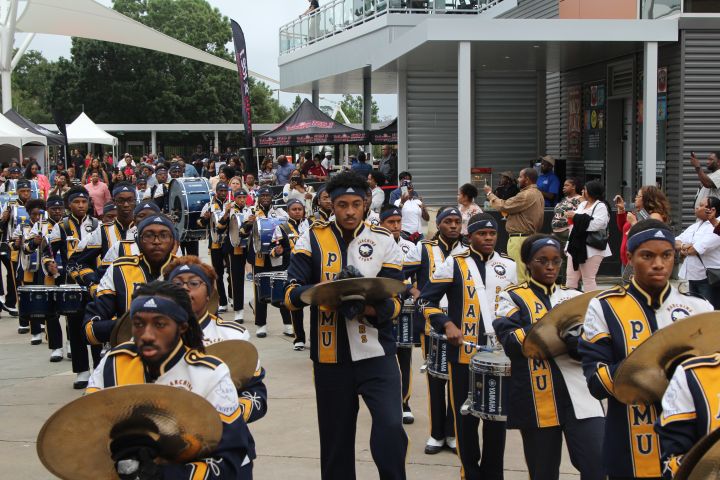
[636,434,654,455]
[321,331,333,347]
[535,375,548,391]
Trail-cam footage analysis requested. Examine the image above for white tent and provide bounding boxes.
[0,111,45,148]
[66,112,117,146]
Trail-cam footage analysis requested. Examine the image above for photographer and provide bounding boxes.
[282,169,315,211]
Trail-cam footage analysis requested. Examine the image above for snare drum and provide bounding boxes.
[254,272,274,304]
[168,178,211,241]
[467,350,511,421]
[427,328,449,379]
[55,285,87,315]
[394,301,419,348]
[18,286,55,319]
[270,272,288,307]
[253,217,286,255]
[228,212,245,248]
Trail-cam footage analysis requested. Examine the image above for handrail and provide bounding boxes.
[279,0,508,55]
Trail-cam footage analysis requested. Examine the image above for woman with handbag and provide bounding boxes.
[564,180,612,291]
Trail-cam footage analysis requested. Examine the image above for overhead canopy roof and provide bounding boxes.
[66,112,117,146]
[4,108,65,146]
[0,112,46,148]
[257,99,367,147]
[15,0,278,85]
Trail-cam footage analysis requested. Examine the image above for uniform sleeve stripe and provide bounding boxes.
[294,248,311,257]
[422,307,444,322]
[505,307,519,317]
[513,327,526,344]
[382,262,402,270]
[85,321,100,346]
[219,407,243,424]
[391,298,401,319]
[403,261,420,266]
[285,284,302,311]
[660,412,697,427]
[97,289,114,297]
[583,332,610,343]
[596,363,615,395]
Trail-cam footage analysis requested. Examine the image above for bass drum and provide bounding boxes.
[168,178,211,241]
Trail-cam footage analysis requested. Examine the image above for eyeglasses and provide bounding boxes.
[115,198,136,205]
[140,231,174,243]
[172,279,205,290]
[533,258,563,268]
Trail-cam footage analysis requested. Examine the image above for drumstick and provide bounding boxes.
[440,335,495,352]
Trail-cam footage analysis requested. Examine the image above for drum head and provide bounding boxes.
[168,180,188,237]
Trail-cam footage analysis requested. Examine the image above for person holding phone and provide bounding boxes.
[394,180,429,243]
[282,170,315,210]
[691,151,720,208]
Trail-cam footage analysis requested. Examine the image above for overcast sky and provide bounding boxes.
[16,0,397,119]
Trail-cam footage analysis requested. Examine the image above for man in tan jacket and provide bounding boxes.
[483,168,545,283]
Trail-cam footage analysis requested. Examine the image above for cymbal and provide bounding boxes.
[109,312,131,348]
[522,290,603,360]
[300,277,407,308]
[614,312,720,405]
[206,340,259,388]
[37,384,223,480]
[675,426,720,480]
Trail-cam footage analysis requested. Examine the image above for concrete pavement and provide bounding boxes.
[0,279,582,479]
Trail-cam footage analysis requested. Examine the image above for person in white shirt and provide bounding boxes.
[368,171,386,213]
[564,180,612,291]
[676,196,720,309]
[393,180,429,240]
[321,151,333,171]
[116,154,135,170]
[691,151,720,208]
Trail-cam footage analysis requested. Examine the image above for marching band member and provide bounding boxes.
[83,215,179,349]
[67,182,137,294]
[100,201,162,266]
[247,186,287,338]
[143,165,169,211]
[579,219,713,480]
[86,281,256,479]
[284,172,407,480]
[199,182,230,312]
[270,198,309,350]
[220,188,253,323]
[494,234,605,480]
[380,205,421,424]
[404,206,466,454]
[420,213,516,480]
[44,186,101,388]
[0,177,35,319]
[100,201,117,225]
[656,353,720,479]
[13,199,46,346]
[309,185,333,223]
[134,176,147,203]
[165,256,268,424]
[27,195,66,361]
[364,187,380,225]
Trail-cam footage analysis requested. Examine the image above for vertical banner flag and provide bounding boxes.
[52,109,69,167]
[231,20,254,171]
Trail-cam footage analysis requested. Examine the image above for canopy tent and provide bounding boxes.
[369,118,397,145]
[0,112,46,147]
[4,108,65,146]
[66,112,117,146]
[257,99,368,147]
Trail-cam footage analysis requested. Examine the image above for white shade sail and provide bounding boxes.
[66,112,117,146]
[0,111,46,147]
[14,0,278,85]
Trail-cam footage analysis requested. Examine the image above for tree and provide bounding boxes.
[10,50,57,122]
[335,94,379,124]
[47,0,287,124]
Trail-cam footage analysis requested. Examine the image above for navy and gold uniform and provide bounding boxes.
[284,220,407,479]
[67,219,132,293]
[87,342,255,478]
[656,354,720,479]
[494,280,605,480]
[404,236,466,449]
[0,197,29,310]
[419,248,516,480]
[270,216,309,345]
[396,234,420,417]
[247,204,287,331]
[45,213,101,376]
[218,203,253,318]
[83,253,176,346]
[579,280,713,479]
[199,197,229,308]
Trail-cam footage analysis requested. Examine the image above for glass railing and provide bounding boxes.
[640,0,681,18]
[280,0,507,54]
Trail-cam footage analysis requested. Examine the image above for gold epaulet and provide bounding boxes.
[118,239,134,244]
[106,341,138,357]
[507,282,529,292]
[216,318,248,333]
[597,285,627,300]
[454,250,471,258]
[184,349,222,369]
[681,353,720,370]
[421,239,438,246]
[310,219,330,229]
[369,224,391,236]
[114,255,140,266]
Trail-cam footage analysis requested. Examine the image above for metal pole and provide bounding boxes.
[642,41,658,186]
[0,0,18,112]
[458,41,472,186]
[151,130,157,155]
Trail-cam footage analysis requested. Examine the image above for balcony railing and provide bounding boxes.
[280,0,507,55]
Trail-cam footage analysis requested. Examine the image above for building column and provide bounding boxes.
[150,130,157,155]
[397,70,408,176]
[642,41,658,186]
[312,88,319,107]
[363,66,372,133]
[214,130,220,152]
[458,41,472,187]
